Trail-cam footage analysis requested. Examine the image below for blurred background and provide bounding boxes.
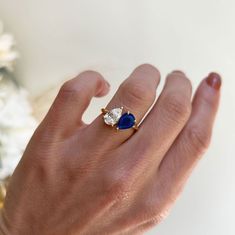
[0,0,234,234]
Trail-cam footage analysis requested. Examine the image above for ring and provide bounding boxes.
[101,107,138,131]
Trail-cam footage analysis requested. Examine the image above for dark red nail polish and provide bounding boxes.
[206,72,222,90]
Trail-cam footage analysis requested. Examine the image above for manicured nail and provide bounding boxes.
[206,72,222,90]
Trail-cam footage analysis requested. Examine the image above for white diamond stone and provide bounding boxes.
[103,108,123,126]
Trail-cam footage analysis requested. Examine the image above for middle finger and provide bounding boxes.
[83,64,161,150]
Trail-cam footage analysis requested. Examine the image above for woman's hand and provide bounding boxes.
[0,64,221,235]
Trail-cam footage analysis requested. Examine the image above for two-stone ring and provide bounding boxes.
[101,107,138,131]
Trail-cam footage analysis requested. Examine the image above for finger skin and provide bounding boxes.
[115,71,192,178]
[99,73,221,234]
[157,73,221,209]
[89,71,193,234]
[0,68,222,235]
[39,71,109,138]
[83,64,161,150]
[138,70,192,155]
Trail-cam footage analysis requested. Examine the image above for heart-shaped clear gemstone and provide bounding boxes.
[103,108,123,126]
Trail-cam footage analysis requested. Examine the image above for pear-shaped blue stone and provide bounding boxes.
[117,113,135,129]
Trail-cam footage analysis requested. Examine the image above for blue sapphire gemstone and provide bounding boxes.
[117,113,136,129]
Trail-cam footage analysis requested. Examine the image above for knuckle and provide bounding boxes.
[162,94,191,123]
[60,80,76,92]
[181,76,193,93]
[147,212,168,226]
[103,172,131,203]
[186,126,211,155]
[139,197,170,225]
[137,203,168,226]
[58,81,85,102]
[77,70,104,87]
[135,63,161,79]
[120,81,154,105]
[110,181,130,201]
[105,182,130,204]
[168,72,192,88]
[60,81,78,94]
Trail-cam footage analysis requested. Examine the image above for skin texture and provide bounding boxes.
[0,64,221,235]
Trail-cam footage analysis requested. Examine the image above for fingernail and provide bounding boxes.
[105,81,110,89]
[206,72,222,90]
[171,70,186,76]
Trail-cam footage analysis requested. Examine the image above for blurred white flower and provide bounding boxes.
[0,80,37,179]
[0,21,18,71]
[0,21,36,179]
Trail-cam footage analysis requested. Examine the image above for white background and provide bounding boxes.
[0,0,235,234]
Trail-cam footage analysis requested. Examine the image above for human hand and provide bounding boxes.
[0,64,221,235]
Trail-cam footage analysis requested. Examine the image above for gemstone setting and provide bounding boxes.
[103,107,123,126]
[117,113,136,130]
